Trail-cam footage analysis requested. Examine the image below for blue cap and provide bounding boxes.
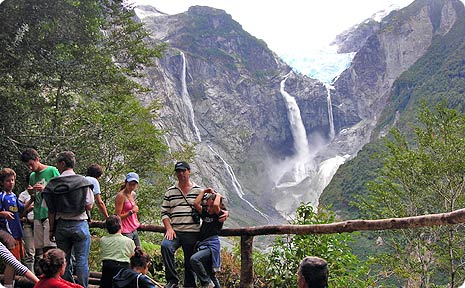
[126,172,139,183]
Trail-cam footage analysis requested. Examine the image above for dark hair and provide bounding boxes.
[86,164,103,178]
[106,215,122,234]
[298,256,328,288]
[0,168,16,183]
[21,148,39,163]
[130,247,151,269]
[56,151,76,168]
[39,248,66,278]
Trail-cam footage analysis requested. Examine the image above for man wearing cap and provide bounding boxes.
[161,161,228,288]
[42,151,94,287]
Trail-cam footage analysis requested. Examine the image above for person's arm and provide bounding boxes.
[94,194,109,218]
[0,242,38,283]
[193,188,209,214]
[211,192,222,215]
[115,192,132,219]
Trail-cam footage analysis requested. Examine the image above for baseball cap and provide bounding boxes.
[174,161,190,171]
[126,172,139,183]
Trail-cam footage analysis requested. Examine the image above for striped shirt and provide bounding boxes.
[161,183,202,233]
[0,242,28,276]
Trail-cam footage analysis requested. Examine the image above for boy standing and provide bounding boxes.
[0,168,31,288]
[21,148,59,265]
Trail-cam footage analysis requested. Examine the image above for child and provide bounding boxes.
[0,168,32,288]
[112,247,158,288]
[100,215,135,288]
[190,188,224,288]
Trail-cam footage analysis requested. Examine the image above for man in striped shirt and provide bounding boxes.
[161,161,227,288]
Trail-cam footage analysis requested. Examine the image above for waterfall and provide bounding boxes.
[180,51,202,142]
[279,71,310,182]
[207,145,270,222]
[325,84,335,140]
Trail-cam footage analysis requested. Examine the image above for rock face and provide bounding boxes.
[134,0,463,226]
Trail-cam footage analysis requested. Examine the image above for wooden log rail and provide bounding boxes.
[90,208,465,288]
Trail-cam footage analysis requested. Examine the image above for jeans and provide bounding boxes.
[161,232,199,287]
[55,219,90,288]
[22,222,35,271]
[190,248,221,288]
[122,230,140,247]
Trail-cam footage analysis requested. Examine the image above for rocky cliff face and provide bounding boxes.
[134,0,463,226]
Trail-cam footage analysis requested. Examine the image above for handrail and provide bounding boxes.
[89,207,465,288]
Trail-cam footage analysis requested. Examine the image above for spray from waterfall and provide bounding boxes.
[325,84,335,140]
[207,145,270,222]
[180,51,202,142]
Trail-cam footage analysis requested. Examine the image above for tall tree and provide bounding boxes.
[0,0,171,221]
[357,102,465,287]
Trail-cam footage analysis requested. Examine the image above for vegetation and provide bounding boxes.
[356,103,465,287]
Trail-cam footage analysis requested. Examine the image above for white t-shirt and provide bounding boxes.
[85,176,100,195]
[18,190,34,222]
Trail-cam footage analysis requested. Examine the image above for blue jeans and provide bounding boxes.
[161,232,199,287]
[55,219,90,288]
[190,248,221,288]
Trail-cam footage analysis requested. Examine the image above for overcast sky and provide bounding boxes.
[132,0,416,55]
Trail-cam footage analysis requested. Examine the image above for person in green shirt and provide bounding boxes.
[21,148,59,271]
[100,215,135,288]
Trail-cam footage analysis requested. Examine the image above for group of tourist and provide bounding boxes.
[0,148,329,288]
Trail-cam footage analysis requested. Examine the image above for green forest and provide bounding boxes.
[2,0,465,287]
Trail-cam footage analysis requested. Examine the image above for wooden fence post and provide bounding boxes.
[240,235,254,288]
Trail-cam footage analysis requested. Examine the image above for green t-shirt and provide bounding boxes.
[29,166,60,220]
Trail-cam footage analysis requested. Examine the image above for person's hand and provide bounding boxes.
[49,231,56,242]
[132,205,139,213]
[33,183,44,192]
[1,211,14,220]
[164,228,176,240]
[219,210,229,222]
[27,185,35,196]
[203,187,214,194]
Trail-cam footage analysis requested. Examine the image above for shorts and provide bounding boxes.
[34,218,56,249]
[10,239,24,260]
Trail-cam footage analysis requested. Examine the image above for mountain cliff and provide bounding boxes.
[133,0,465,226]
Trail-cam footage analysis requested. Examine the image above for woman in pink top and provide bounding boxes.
[115,172,141,247]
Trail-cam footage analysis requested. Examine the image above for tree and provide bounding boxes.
[0,0,174,223]
[254,203,372,287]
[357,101,465,287]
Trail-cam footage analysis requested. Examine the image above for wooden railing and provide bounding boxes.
[90,208,465,288]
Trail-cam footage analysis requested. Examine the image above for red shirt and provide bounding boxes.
[34,276,83,288]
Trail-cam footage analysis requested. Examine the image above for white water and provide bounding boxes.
[279,71,310,182]
[180,51,202,142]
[325,84,335,140]
[207,145,270,222]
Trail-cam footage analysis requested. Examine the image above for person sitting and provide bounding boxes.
[100,215,135,288]
[112,247,157,288]
[297,256,328,288]
[34,248,83,288]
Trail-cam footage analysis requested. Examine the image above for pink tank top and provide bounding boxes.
[121,199,140,234]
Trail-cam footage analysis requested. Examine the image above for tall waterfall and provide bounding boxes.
[279,71,310,182]
[207,145,270,222]
[180,51,202,142]
[325,84,335,140]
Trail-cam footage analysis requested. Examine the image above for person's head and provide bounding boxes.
[56,151,76,173]
[86,164,103,179]
[204,193,223,214]
[297,256,328,288]
[39,248,67,278]
[130,247,151,274]
[105,215,122,234]
[21,148,42,172]
[121,172,139,192]
[174,161,191,182]
[0,168,16,192]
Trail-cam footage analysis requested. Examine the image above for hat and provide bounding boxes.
[174,161,190,171]
[126,172,139,183]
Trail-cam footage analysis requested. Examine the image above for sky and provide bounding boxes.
[132,0,416,55]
